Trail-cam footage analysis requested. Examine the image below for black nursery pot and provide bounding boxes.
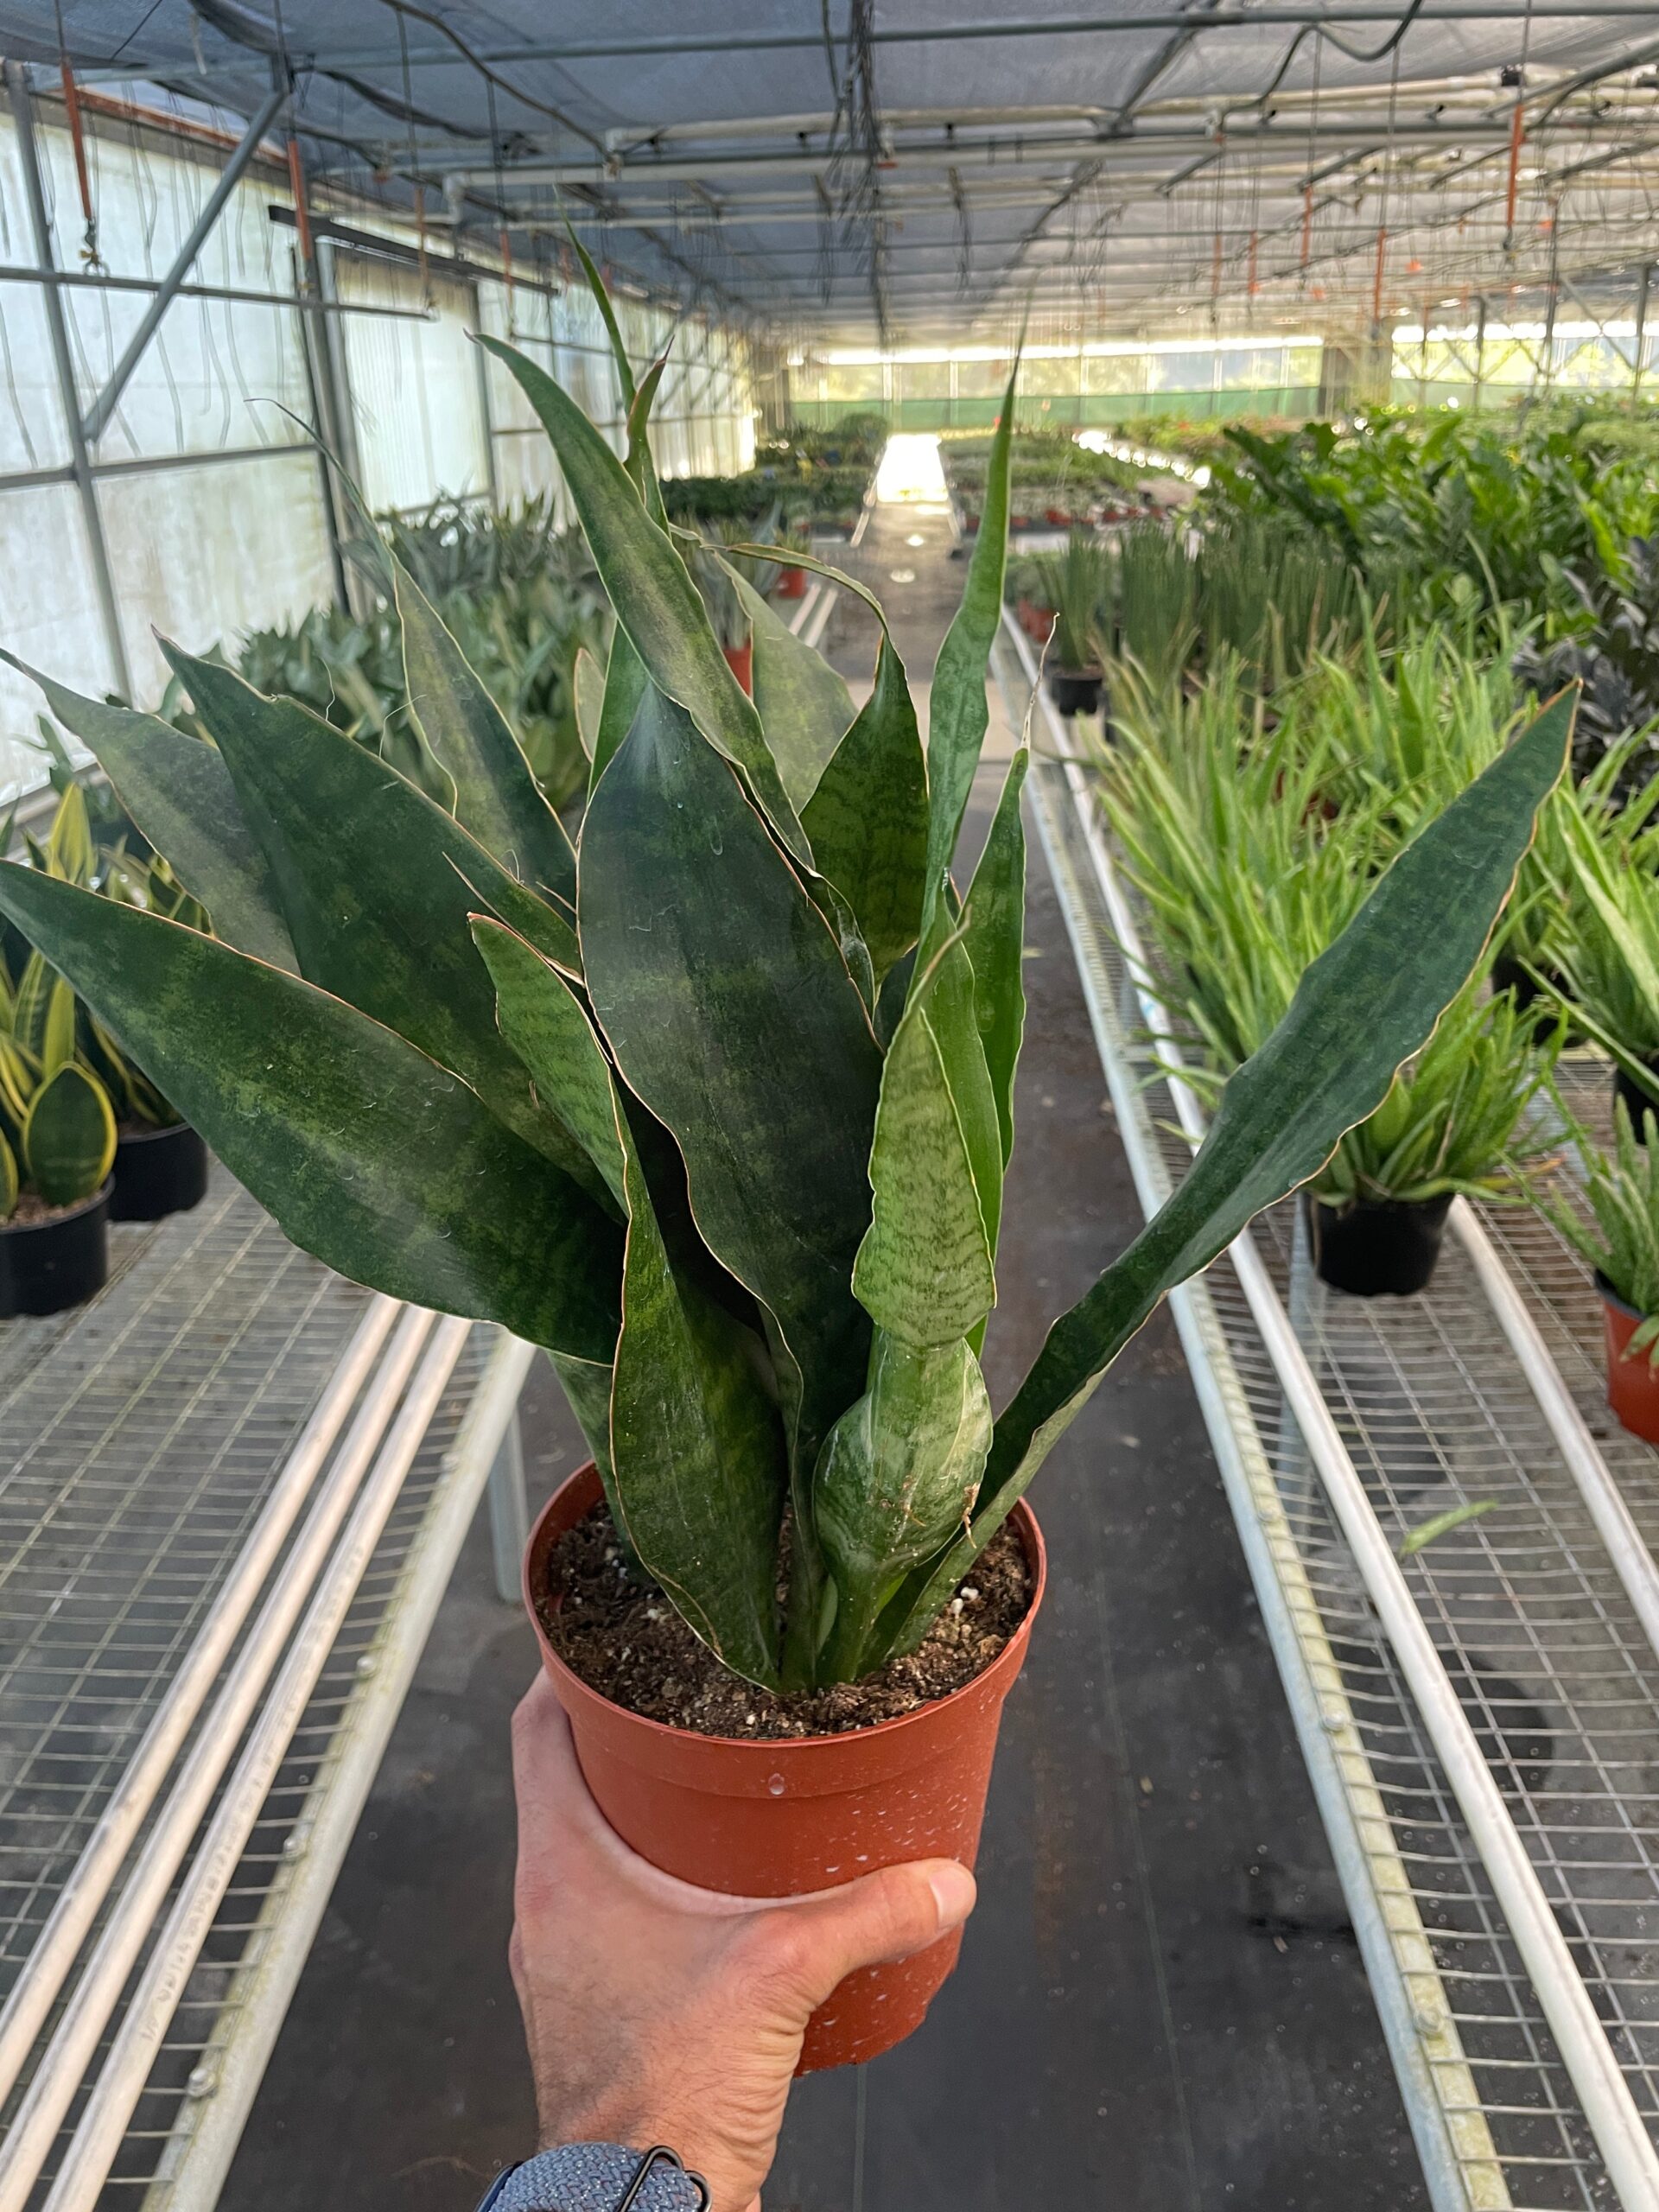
[1308,1191,1454,1298]
[0,1180,113,1319]
[111,1121,210,1222]
[1613,1056,1659,1141]
[1046,665,1105,719]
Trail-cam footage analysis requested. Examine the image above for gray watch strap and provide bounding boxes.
[480,2143,709,2211]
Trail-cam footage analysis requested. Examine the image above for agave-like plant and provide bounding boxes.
[0,278,1571,1693]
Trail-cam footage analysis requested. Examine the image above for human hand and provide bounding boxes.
[508,1673,977,2212]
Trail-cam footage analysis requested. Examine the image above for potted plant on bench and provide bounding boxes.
[1546,1096,1659,1446]
[0,266,1573,2069]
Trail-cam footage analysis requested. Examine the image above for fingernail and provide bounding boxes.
[927,1861,976,1929]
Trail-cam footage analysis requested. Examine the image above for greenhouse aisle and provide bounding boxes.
[220,500,1428,2212]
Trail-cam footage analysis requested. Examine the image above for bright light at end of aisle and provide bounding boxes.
[875,434,948,503]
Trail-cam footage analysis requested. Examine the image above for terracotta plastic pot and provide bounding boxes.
[721,639,753,696]
[0,1179,111,1318]
[1309,1191,1453,1298]
[775,564,808,601]
[1598,1274,1659,1445]
[111,1121,209,1222]
[524,1463,1046,2072]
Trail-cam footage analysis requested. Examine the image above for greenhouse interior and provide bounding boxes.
[15,3,1659,2210]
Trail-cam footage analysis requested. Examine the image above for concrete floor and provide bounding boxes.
[222,495,1426,2212]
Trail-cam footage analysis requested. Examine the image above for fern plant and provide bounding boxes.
[0,263,1571,1694]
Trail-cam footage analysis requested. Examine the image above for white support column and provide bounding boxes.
[5,63,132,701]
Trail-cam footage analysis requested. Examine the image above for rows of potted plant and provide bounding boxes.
[1204,402,1659,796]
[1096,644,1569,1296]
[0,785,209,1316]
[943,429,1148,533]
[0,248,1569,2069]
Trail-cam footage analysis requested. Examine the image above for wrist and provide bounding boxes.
[480,2142,709,2210]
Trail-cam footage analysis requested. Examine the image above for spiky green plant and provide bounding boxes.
[0,264,1571,1694]
[1548,1098,1659,1368]
[1097,673,1567,1208]
[1545,783,1659,1094]
[1035,531,1109,672]
[1112,520,1197,693]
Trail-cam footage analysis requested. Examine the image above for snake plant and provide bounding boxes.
[0,262,1571,1692]
[0,789,117,1221]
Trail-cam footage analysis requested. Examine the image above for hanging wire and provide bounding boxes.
[1503,0,1539,252]
[396,10,433,307]
[53,0,101,266]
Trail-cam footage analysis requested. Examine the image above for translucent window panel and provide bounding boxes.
[334,257,489,513]
[821,363,885,404]
[895,359,950,401]
[99,448,334,705]
[956,355,1014,399]
[8,118,315,466]
[0,116,73,470]
[0,481,112,801]
[476,279,563,510]
[1286,344,1323,386]
[1084,353,1147,396]
[1217,346,1287,390]
[1147,350,1215,393]
[1020,353,1082,397]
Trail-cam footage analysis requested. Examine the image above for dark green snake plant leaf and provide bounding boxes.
[914,375,1014,961]
[816,1333,991,1681]
[161,647,598,1191]
[800,632,929,984]
[852,931,995,1350]
[580,685,881,1460]
[963,749,1030,1171]
[394,563,577,906]
[590,626,648,797]
[577,677,879,1649]
[0,868,622,1359]
[22,1060,114,1205]
[1,653,297,972]
[881,687,1577,1658]
[731,569,854,811]
[471,916,626,1211]
[478,336,810,866]
[608,1105,788,1688]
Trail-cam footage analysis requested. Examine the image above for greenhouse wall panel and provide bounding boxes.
[98,448,336,702]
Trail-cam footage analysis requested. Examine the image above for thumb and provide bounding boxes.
[751,1859,976,2016]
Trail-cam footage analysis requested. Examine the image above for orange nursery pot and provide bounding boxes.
[775,564,808,600]
[1599,1275,1659,1446]
[524,1462,1046,2072]
[721,638,753,695]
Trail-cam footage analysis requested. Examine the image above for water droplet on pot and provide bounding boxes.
[767,1772,786,1796]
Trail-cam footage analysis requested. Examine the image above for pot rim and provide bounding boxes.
[0,1177,114,1238]
[115,1117,193,1147]
[1308,1188,1456,1223]
[1595,1269,1653,1325]
[524,1462,1046,1759]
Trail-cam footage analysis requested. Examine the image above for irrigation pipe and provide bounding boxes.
[1002,607,1659,2209]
